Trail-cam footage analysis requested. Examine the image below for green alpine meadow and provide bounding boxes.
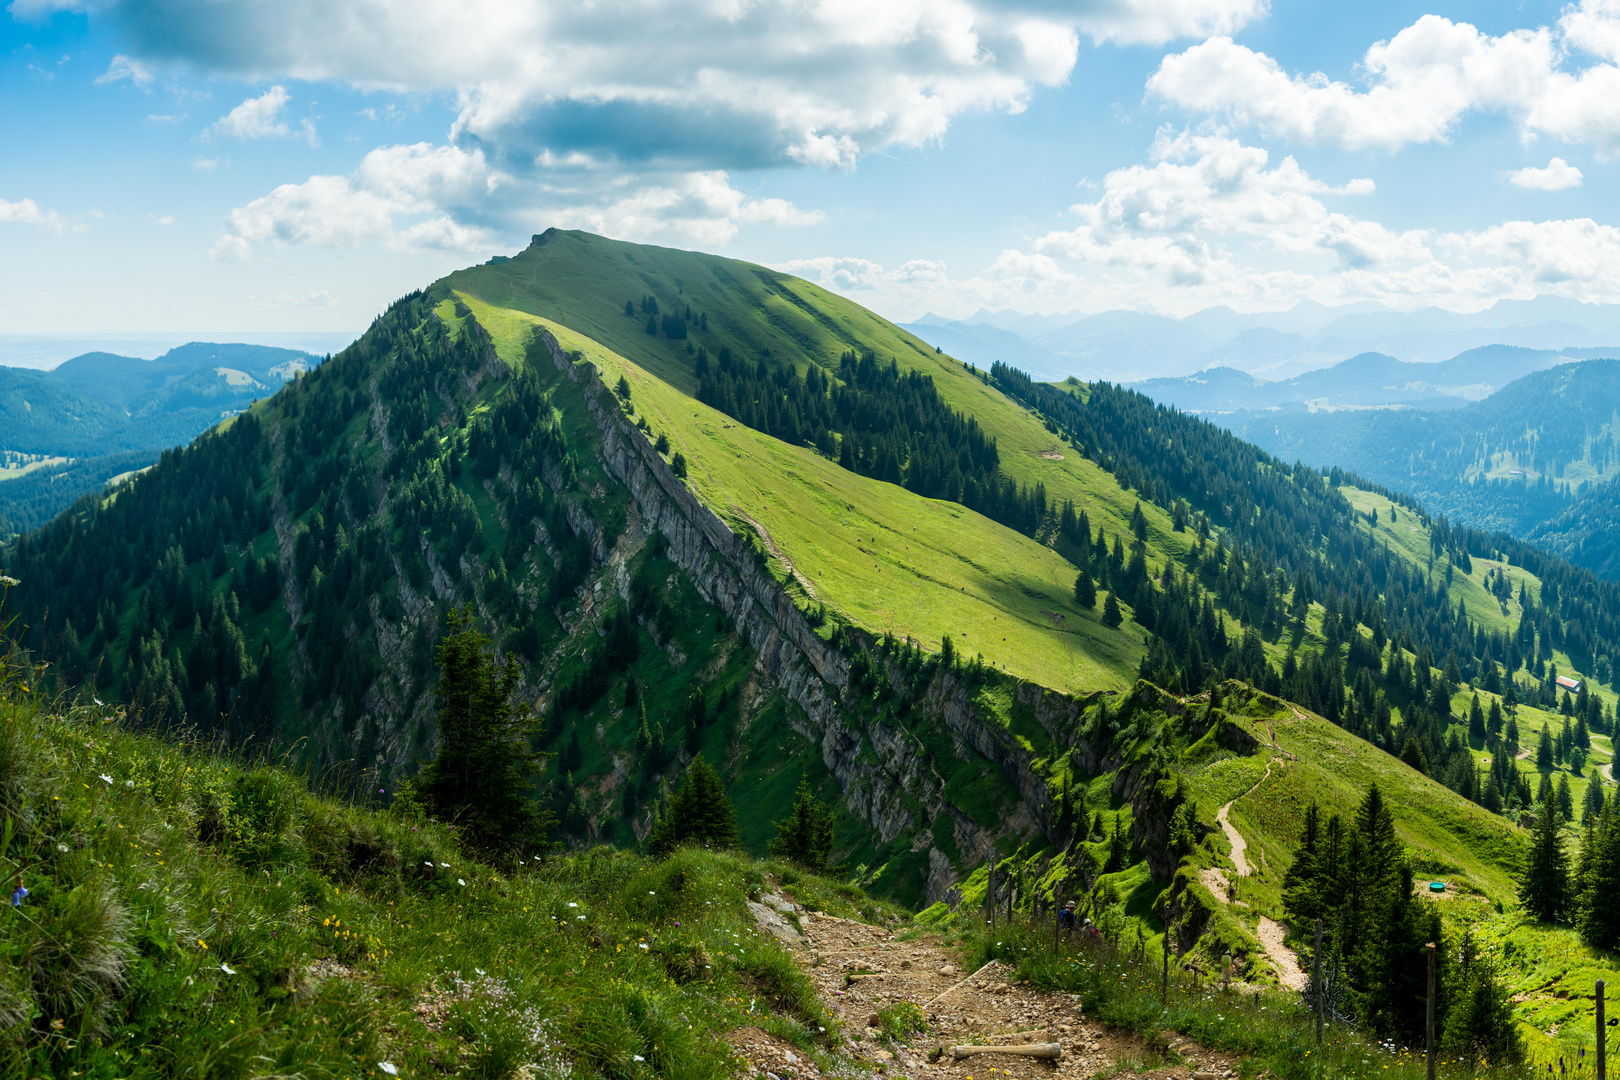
[10,230,1620,1078]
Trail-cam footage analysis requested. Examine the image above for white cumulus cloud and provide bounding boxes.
[42,0,1261,173]
[1148,0,1620,157]
[94,53,154,87]
[206,85,317,143]
[0,197,64,232]
[1507,158,1584,190]
[212,142,499,259]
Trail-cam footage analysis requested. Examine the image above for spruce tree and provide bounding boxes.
[769,778,837,871]
[1074,568,1096,609]
[1400,737,1428,774]
[1581,804,1620,947]
[1468,694,1486,742]
[1536,725,1554,771]
[649,755,738,856]
[1519,793,1571,922]
[1281,802,1322,927]
[417,606,551,857]
[1102,592,1123,629]
[1558,772,1574,821]
[1103,812,1128,873]
[1442,930,1524,1067]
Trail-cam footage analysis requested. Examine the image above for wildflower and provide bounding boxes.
[9,885,26,907]
[56,843,68,854]
[0,575,17,587]
[221,963,237,975]
[99,773,114,785]
[458,879,466,886]
[568,902,578,908]
[378,1064,399,1077]
[633,1055,645,1062]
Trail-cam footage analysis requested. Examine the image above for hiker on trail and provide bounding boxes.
[1058,900,1076,937]
[1082,917,1102,945]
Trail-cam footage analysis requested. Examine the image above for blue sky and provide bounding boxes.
[5,0,1618,337]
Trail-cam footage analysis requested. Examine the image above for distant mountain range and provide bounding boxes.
[903,299,1620,578]
[904,294,1620,384]
[0,342,315,538]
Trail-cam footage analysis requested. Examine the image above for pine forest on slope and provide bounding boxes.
[6,228,1620,914]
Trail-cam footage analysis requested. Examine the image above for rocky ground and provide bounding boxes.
[725,892,1243,1080]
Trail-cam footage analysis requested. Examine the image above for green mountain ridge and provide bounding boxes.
[5,231,1620,999]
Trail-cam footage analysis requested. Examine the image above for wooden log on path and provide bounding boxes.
[953,1043,1063,1061]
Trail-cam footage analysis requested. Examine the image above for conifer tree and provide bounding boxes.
[649,755,738,856]
[1487,697,1504,741]
[1558,772,1574,821]
[1519,792,1571,922]
[1281,802,1322,927]
[1102,591,1123,629]
[1581,803,1620,947]
[1400,737,1427,774]
[1074,568,1096,610]
[1442,930,1524,1067]
[1468,694,1486,742]
[1536,725,1554,771]
[417,606,551,856]
[1103,812,1128,873]
[769,778,837,871]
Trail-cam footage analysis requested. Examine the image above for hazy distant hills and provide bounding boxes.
[905,294,1620,384]
[0,341,312,455]
[901,297,1620,577]
[0,342,315,537]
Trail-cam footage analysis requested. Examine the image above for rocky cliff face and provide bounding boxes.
[530,325,1104,904]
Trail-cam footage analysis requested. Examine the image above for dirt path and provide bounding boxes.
[726,907,1241,1080]
[1215,759,1276,880]
[1216,802,1250,878]
[1257,917,1307,992]
[731,505,820,601]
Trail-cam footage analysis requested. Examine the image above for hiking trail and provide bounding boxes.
[726,890,1242,1080]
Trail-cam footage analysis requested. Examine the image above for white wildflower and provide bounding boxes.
[0,576,19,588]
[220,963,237,975]
[378,1063,399,1076]
[458,878,466,886]
[99,774,114,785]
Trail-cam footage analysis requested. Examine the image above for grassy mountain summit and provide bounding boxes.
[5,227,1620,913]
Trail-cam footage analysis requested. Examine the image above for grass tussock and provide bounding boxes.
[965,919,1535,1080]
[0,675,897,1078]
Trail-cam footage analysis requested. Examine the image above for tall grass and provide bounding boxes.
[0,641,901,1078]
[963,917,1535,1080]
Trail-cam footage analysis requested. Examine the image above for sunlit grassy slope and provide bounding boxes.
[447,231,1202,586]
[462,294,1146,694]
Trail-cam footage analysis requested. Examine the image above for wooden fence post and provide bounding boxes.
[1598,979,1607,1080]
[1053,887,1061,958]
[1162,942,1170,1005]
[987,861,995,931]
[1426,942,1437,1080]
[1313,918,1324,1047]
